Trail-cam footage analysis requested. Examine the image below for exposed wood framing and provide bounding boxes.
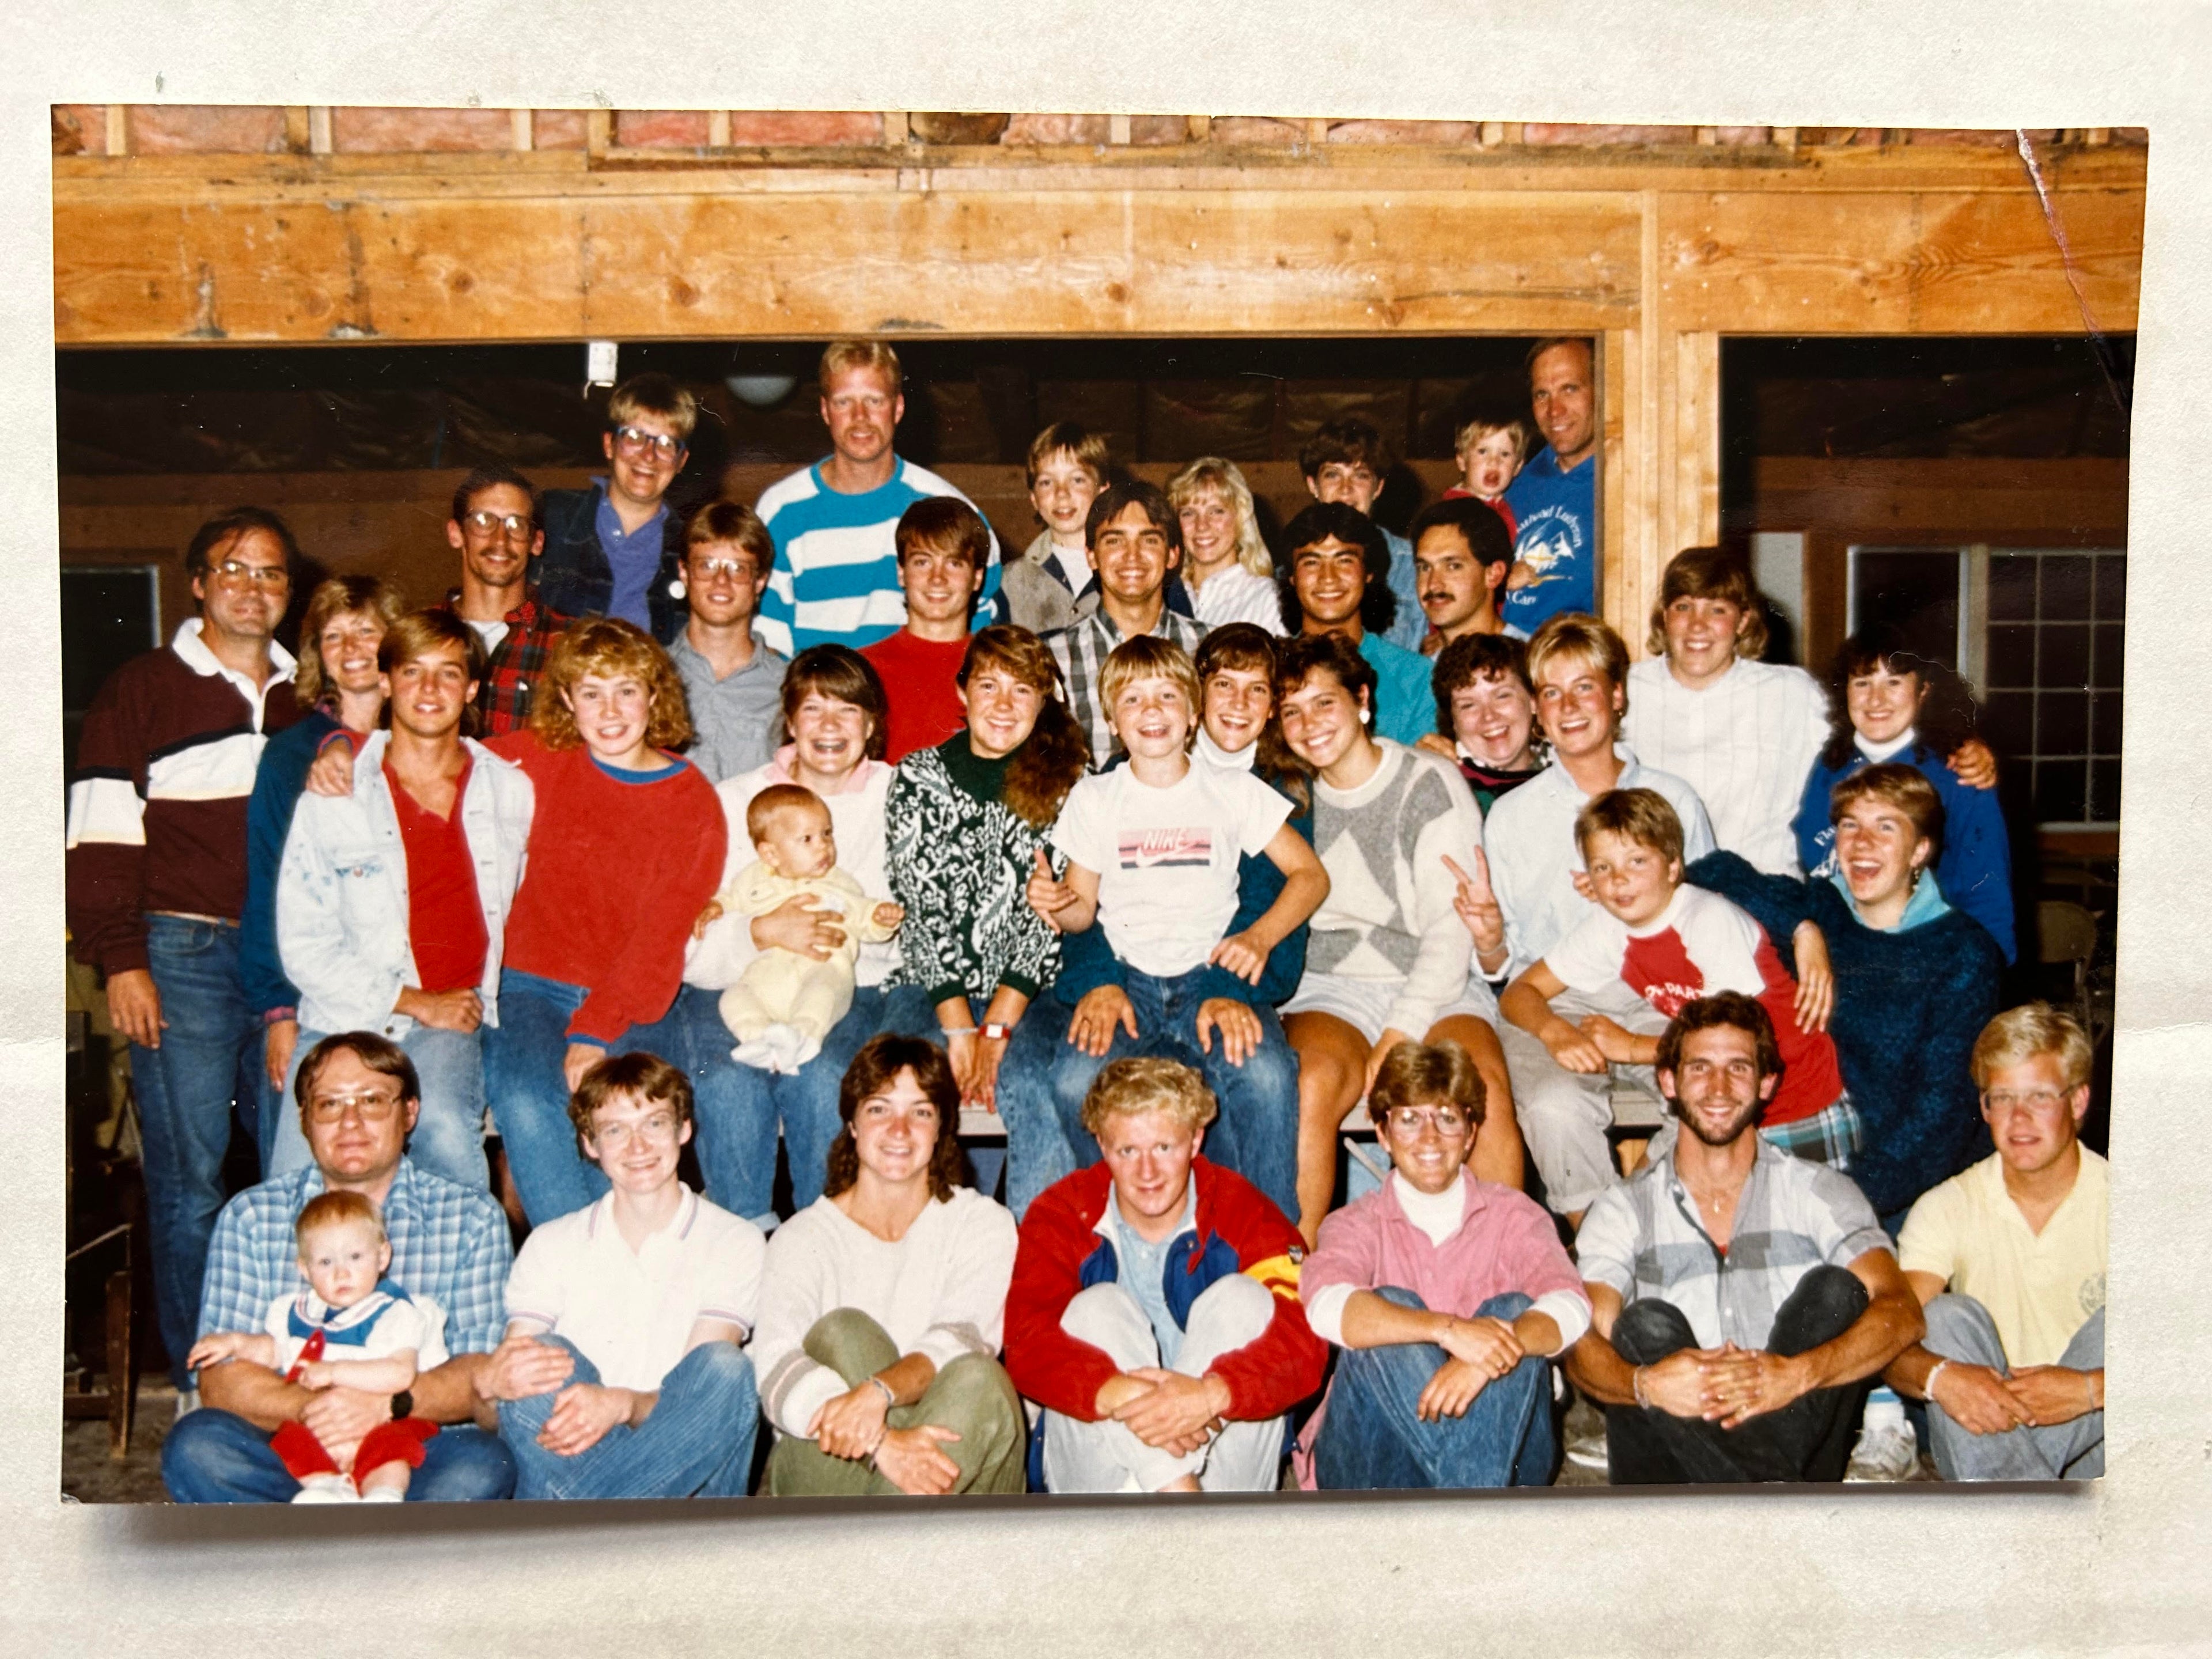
[707,111,731,149]
[307,107,332,155]
[103,105,127,157]
[50,140,2143,656]
[511,108,535,151]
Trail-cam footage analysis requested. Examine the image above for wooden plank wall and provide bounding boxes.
[51,139,2146,652]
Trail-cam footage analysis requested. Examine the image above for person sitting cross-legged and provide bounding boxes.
[1882,1003,2106,1481]
[1294,1041,1588,1490]
[1005,1056,1327,1493]
[1565,995,1923,1484]
[161,1032,517,1502]
[751,1034,1027,1496]
[477,1051,765,1501]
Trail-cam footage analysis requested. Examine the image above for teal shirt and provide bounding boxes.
[1359,631,1438,747]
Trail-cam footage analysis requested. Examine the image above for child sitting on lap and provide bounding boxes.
[1499,787,1858,1168]
[186,1190,445,1503]
[698,783,903,1074]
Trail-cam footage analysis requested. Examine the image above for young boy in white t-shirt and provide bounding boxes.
[1499,786,1859,1171]
[1009,635,1328,1219]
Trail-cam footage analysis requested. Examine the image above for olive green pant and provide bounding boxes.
[766,1308,1028,1496]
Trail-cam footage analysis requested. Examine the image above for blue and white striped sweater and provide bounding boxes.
[755,457,1001,655]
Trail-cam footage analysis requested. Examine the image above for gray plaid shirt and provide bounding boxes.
[1047,602,1208,769]
[1576,1136,1889,1351]
[195,1158,514,1368]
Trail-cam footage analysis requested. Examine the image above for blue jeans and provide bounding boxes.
[998,974,1300,1220]
[269,1023,489,1191]
[161,1408,516,1503]
[131,914,274,1388]
[498,1335,759,1499]
[1923,1294,2104,1480]
[1312,1288,1552,1490]
[691,982,935,1228]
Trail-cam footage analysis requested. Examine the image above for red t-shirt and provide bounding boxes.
[385,753,489,995]
[1440,488,1519,543]
[862,629,971,764]
[1547,884,1844,1126]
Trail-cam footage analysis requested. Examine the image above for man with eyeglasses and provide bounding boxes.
[439,463,571,736]
[161,1032,519,1502]
[1566,993,1923,1483]
[535,373,698,643]
[754,340,1000,656]
[666,499,787,783]
[1882,1003,2107,1480]
[68,506,306,1411]
[1294,1040,1587,1489]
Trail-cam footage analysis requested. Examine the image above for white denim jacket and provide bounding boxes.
[276,732,535,1037]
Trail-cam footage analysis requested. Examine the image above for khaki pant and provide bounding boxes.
[765,1309,1027,1496]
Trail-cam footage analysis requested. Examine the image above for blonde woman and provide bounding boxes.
[1167,457,1286,633]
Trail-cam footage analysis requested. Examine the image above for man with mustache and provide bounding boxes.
[755,340,1000,656]
[1409,495,1524,656]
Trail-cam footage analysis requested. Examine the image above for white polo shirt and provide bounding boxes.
[503,1187,767,1393]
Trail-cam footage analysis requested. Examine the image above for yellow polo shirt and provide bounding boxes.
[1899,1149,2107,1368]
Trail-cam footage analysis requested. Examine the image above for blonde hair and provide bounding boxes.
[606,373,699,441]
[1525,612,1631,705]
[1453,413,1531,463]
[532,618,694,754]
[296,1188,384,1247]
[1574,787,1687,868]
[1971,1003,2093,1093]
[818,339,903,399]
[1080,1056,1219,1138]
[296,575,404,709]
[1097,637,1202,751]
[1166,457,1272,577]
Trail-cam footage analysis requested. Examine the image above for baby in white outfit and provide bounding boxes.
[697,783,903,1073]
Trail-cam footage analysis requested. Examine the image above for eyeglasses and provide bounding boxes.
[1984,1088,2072,1113]
[462,510,535,540]
[593,1113,683,1149]
[612,426,685,460]
[1383,1106,1474,1136]
[207,559,289,589]
[308,1089,404,1124]
[687,556,759,582]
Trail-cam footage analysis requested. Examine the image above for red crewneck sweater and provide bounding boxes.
[490,732,727,1044]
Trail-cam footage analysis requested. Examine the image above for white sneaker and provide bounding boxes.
[1846,1396,1919,1483]
[1565,1421,1609,1471]
[358,1487,405,1503]
[290,1476,359,1504]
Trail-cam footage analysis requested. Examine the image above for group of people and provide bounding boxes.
[63,335,2102,1503]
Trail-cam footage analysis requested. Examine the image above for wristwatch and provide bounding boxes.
[982,1021,1015,1041]
[389,1389,414,1421]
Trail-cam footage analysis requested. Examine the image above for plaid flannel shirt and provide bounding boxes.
[442,587,569,738]
[1047,603,1209,769]
[195,1159,514,1368]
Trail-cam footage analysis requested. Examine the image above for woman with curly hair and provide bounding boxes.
[886,623,1090,1113]
[1167,456,1285,632]
[751,1034,1024,1495]
[481,617,728,1224]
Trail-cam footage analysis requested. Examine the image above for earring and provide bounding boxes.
[1358,709,1371,725]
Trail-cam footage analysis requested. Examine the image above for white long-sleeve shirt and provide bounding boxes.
[1304,740,1485,1039]
[1622,657,1828,877]
[751,1186,1018,1439]
[1484,745,1717,979]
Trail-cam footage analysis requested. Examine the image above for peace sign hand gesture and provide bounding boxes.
[1441,848,1506,960]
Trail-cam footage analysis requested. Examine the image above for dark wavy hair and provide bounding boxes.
[956,624,1091,828]
[821,1034,965,1203]
[1275,501,1397,637]
[1654,993,1783,1105]
[1820,624,1980,771]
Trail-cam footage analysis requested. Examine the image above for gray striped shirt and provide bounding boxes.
[1577,1137,1889,1350]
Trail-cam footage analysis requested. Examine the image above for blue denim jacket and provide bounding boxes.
[275,732,535,1036]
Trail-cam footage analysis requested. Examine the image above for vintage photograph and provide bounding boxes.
[50,103,2140,1503]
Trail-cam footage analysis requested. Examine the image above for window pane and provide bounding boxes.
[2033,759,2087,823]
[1983,691,2034,757]
[2093,554,2127,621]
[1988,555,2037,621]
[2039,690,2089,754]
[2089,759,2123,823]
[1853,549,1961,670]
[1986,623,2037,688]
[2040,555,2093,619]
[2040,624,2092,689]
[2092,691,2124,755]
[2092,622,2124,689]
